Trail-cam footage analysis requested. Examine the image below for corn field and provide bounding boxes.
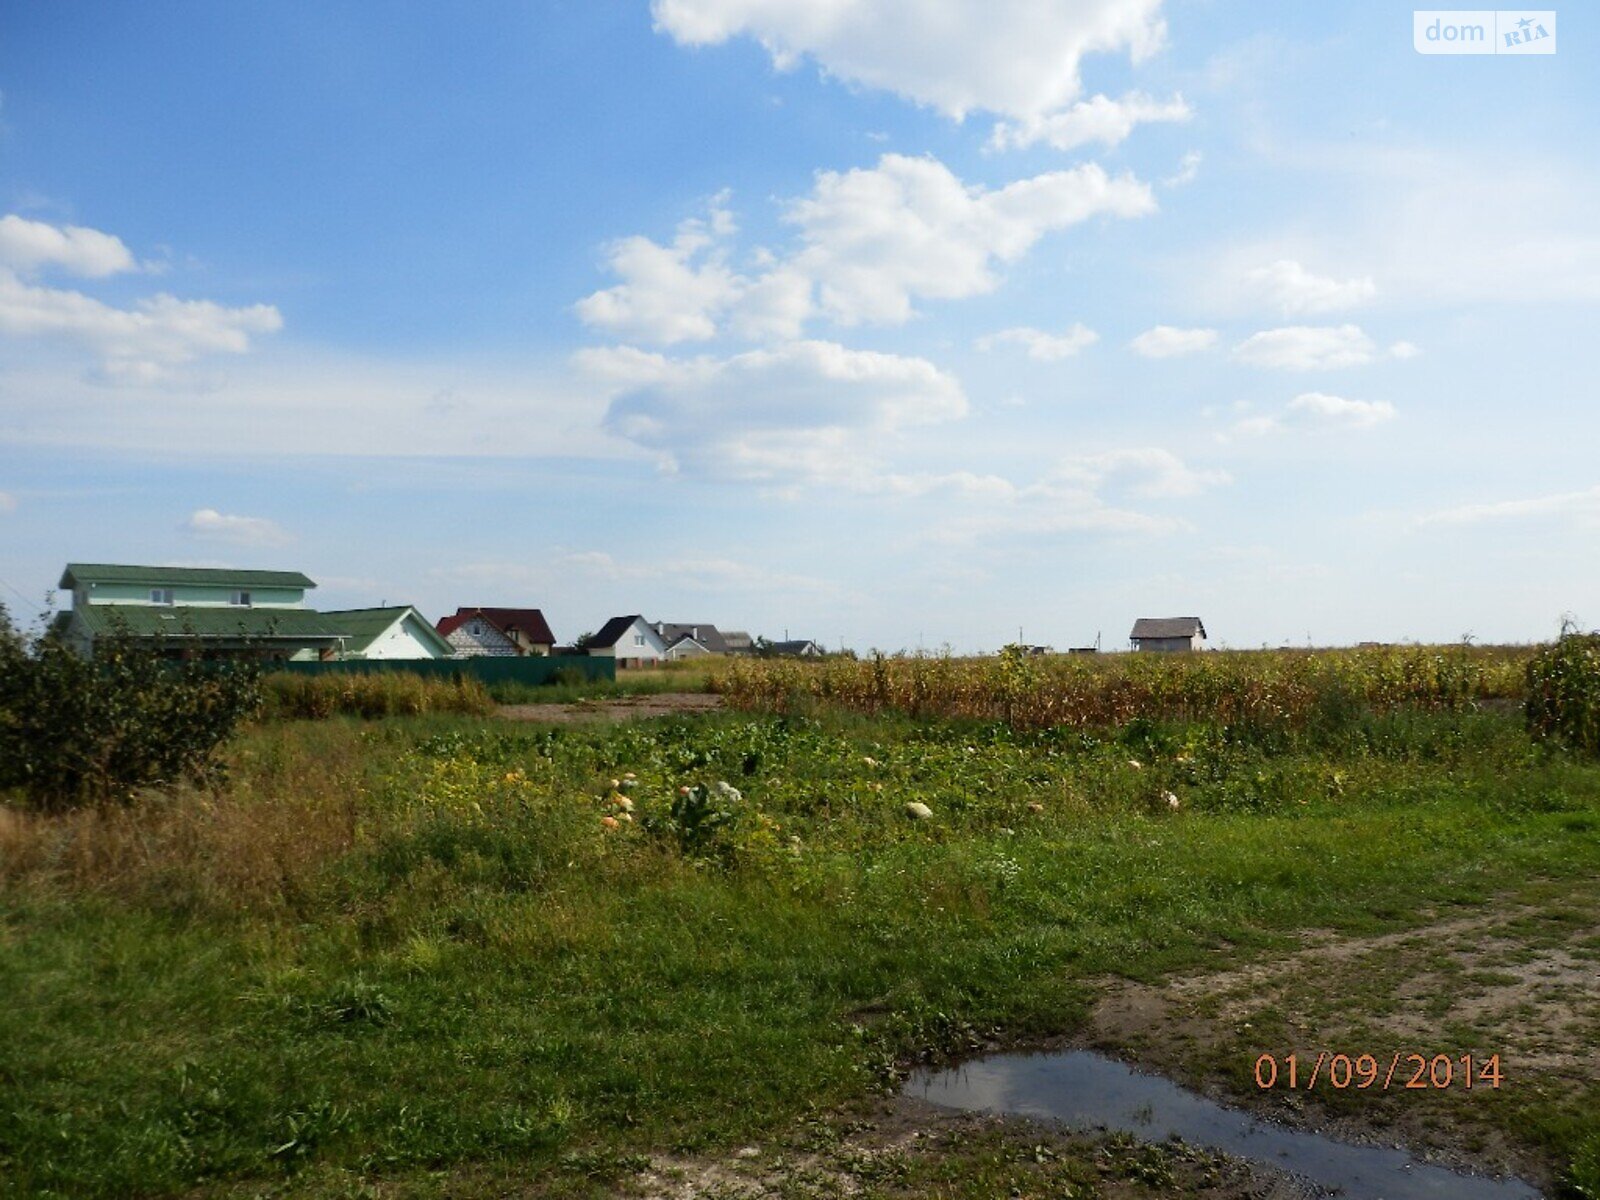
[709,645,1532,731]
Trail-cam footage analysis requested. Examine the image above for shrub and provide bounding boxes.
[0,606,262,810]
[1526,627,1600,755]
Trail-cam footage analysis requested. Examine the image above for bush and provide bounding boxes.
[1526,627,1600,755]
[0,606,262,810]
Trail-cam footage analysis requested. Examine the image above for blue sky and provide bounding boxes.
[2,2,1596,651]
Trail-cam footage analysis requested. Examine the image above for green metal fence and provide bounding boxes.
[271,656,616,686]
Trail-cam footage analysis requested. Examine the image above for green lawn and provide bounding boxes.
[2,707,1596,1197]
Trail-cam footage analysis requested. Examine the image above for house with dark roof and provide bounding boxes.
[585,615,668,667]
[720,630,755,655]
[769,638,824,658]
[1129,617,1207,652]
[652,622,730,660]
[437,607,557,657]
[55,564,452,660]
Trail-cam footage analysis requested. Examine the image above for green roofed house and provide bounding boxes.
[319,607,455,660]
[56,564,453,661]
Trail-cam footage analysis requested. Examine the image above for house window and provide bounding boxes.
[633,633,644,646]
[150,588,174,605]
[471,621,484,636]
[231,590,252,607]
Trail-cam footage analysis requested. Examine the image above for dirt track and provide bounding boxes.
[496,692,723,724]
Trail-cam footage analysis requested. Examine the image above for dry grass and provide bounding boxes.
[0,720,372,913]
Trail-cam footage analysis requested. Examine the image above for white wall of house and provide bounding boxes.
[446,621,518,657]
[362,612,454,659]
[1134,635,1203,652]
[590,618,667,664]
[665,637,710,661]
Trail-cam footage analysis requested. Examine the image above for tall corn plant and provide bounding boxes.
[1525,624,1600,755]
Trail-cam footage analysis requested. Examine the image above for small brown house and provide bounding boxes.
[1130,617,1207,652]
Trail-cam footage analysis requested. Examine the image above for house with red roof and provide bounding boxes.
[436,607,557,657]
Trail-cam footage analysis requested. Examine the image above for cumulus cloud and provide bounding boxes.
[572,197,741,344]
[0,214,137,277]
[650,0,1169,121]
[586,339,967,490]
[183,508,293,547]
[1232,324,1376,370]
[1222,392,1396,440]
[1129,324,1216,358]
[989,91,1190,153]
[1043,447,1231,500]
[1246,259,1376,314]
[976,323,1097,361]
[789,156,1154,325]
[575,156,1155,343]
[1287,391,1395,428]
[0,262,281,381]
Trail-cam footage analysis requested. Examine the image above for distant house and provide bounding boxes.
[586,615,669,668]
[721,630,755,655]
[653,622,729,660]
[57,563,345,660]
[769,639,824,658]
[437,607,556,657]
[323,607,455,660]
[1130,617,1207,653]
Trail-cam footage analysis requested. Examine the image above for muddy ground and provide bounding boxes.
[497,694,724,725]
[623,879,1598,1198]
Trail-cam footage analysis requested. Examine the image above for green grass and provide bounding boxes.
[2,706,1597,1197]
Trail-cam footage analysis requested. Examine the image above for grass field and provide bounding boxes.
[1,651,1597,1198]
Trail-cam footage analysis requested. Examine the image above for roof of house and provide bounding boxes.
[770,639,821,655]
[60,563,316,590]
[436,606,556,645]
[322,606,455,656]
[721,629,753,648]
[1130,617,1206,640]
[588,614,649,649]
[653,622,729,653]
[68,604,345,641]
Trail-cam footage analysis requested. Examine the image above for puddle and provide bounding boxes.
[907,1051,1540,1200]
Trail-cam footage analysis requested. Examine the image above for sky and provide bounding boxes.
[1,1,1596,652]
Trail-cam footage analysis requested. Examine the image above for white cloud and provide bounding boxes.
[1287,391,1395,428]
[0,490,15,515]
[0,267,282,379]
[1042,447,1231,500]
[989,91,1190,153]
[575,155,1155,342]
[1246,259,1375,315]
[1163,150,1201,188]
[589,338,967,489]
[925,446,1227,544]
[785,155,1155,326]
[573,197,741,344]
[183,508,293,547]
[650,0,1169,121]
[1222,392,1395,440]
[0,214,136,278]
[1388,340,1421,359]
[1232,324,1376,370]
[976,323,1097,361]
[1129,324,1216,358]
[1415,485,1600,527]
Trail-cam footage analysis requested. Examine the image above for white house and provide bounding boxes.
[586,615,668,668]
[322,607,456,659]
[1130,617,1207,652]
